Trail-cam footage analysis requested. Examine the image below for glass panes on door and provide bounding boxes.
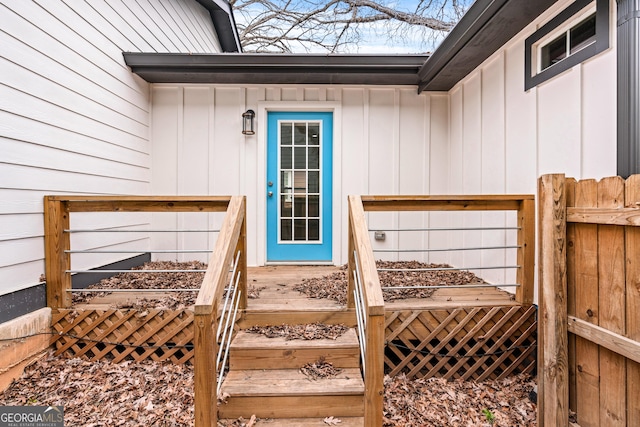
[279,121,321,242]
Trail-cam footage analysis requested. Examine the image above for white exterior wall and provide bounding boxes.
[0,0,222,299]
[151,85,450,266]
[446,0,617,198]
[444,0,617,293]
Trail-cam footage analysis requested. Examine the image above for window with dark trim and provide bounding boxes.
[525,0,609,91]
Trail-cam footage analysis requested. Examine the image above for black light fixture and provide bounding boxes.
[242,109,255,135]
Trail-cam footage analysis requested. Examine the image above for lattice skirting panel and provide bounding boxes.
[384,305,537,381]
[51,309,195,364]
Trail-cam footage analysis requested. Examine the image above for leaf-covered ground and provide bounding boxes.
[1,353,194,426]
[2,352,536,426]
[383,373,536,426]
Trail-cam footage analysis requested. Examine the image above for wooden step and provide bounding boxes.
[239,309,357,328]
[218,417,364,426]
[229,329,360,370]
[218,368,364,419]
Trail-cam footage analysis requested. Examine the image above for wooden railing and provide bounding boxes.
[359,194,536,305]
[43,195,235,308]
[538,174,640,427]
[194,195,246,427]
[347,195,385,427]
[347,193,535,425]
[43,195,247,427]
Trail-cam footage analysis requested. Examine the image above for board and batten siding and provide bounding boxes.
[150,85,450,266]
[0,0,223,320]
[150,0,618,301]
[444,0,618,297]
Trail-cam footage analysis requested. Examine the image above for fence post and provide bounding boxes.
[44,197,71,308]
[626,174,640,426]
[537,174,569,427]
[516,197,535,305]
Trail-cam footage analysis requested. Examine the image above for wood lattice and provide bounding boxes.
[51,309,195,364]
[384,305,537,380]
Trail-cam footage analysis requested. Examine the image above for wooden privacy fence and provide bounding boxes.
[538,174,640,427]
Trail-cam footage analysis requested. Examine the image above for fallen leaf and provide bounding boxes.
[324,416,342,425]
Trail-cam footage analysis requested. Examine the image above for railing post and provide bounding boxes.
[347,196,357,309]
[516,197,535,305]
[537,174,569,427]
[194,309,217,427]
[349,194,385,426]
[235,196,248,310]
[44,197,71,308]
[365,313,385,427]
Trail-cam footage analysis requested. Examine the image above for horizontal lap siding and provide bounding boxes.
[0,0,222,302]
[151,85,445,266]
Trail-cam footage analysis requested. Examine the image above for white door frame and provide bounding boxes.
[255,101,343,266]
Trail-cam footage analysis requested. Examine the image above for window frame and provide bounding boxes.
[525,0,609,91]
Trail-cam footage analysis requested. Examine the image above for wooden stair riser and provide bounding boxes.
[219,368,365,419]
[229,329,361,370]
[230,348,360,370]
[238,310,357,328]
[218,395,365,419]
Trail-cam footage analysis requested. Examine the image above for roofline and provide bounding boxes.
[418,0,509,91]
[417,0,557,92]
[123,53,429,85]
[127,0,559,90]
[194,0,242,52]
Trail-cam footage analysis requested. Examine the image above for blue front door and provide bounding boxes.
[266,112,333,262]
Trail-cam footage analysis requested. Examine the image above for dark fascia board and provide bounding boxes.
[123,52,429,85]
[194,0,242,52]
[417,0,558,92]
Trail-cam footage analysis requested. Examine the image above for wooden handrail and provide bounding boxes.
[194,195,247,427]
[195,196,247,312]
[348,196,385,315]
[46,195,232,213]
[347,195,385,427]
[360,194,533,212]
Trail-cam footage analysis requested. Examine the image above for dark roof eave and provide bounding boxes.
[123,53,430,86]
[194,0,242,52]
[417,0,558,92]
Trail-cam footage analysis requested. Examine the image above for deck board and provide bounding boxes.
[77,264,516,312]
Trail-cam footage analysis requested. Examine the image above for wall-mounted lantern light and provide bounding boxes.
[242,109,255,135]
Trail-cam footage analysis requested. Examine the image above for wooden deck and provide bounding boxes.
[58,265,534,382]
[246,265,517,310]
[78,264,517,312]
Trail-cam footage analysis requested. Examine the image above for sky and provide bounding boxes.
[232,0,474,54]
